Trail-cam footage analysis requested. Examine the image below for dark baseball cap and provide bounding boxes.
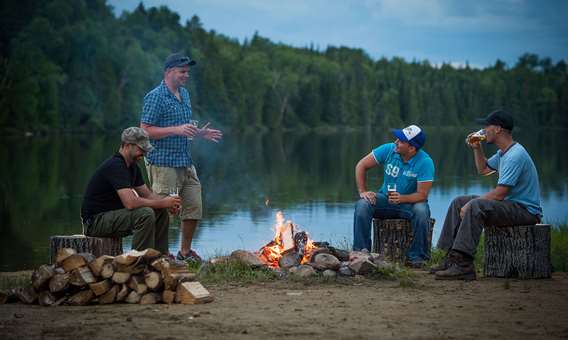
[476,109,514,130]
[121,127,154,153]
[164,52,196,70]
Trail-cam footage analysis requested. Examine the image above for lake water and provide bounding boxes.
[1,127,567,271]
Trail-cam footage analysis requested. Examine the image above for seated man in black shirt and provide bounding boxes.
[81,127,181,253]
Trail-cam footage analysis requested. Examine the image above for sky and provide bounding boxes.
[108,0,568,68]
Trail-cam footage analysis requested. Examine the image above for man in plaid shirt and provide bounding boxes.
[140,52,222,262]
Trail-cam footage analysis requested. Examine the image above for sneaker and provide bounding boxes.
[176,250,203,264]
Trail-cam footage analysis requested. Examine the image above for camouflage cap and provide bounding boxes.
[121,127,154,153]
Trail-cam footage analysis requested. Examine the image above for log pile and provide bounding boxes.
[1,248,213,306]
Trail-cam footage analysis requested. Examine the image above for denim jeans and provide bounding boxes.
[353,193,432,262]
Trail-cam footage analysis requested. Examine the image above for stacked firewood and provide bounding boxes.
[1,248,213,306]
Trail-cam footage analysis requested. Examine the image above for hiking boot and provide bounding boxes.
[405,259,426,269]
[435,250,476,281]
[176,250,203,264]
[429,255,450,274]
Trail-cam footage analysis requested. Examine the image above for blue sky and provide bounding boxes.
[109,0,568,68]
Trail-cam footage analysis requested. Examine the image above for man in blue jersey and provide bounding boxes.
[141,52,222,263]
[433,110,542,280]
[353,125,435,267]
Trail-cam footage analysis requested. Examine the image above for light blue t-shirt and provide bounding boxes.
[372,143,435,195]
[487,143,543,217]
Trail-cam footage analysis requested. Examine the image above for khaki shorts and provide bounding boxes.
[146,164,202,220]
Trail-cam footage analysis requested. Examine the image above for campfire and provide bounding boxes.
[257,211,322,269]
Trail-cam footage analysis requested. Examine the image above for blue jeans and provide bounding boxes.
[353,194,432,262]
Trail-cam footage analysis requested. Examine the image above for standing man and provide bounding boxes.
[81,127,181,254]
[433,110,542,280]
[141,52,222,263]
[353,125,435,267]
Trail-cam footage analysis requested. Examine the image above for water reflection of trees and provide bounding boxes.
[1,128,566,270]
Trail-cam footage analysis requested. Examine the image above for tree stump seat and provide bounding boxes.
[49,235,123,264]
[372,218,434,263]
[484,224,551,279]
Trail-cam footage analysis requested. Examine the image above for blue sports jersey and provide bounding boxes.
[372,143,435,195]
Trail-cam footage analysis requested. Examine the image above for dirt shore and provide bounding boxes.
[1,271,568,339]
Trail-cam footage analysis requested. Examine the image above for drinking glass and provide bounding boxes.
[188,120,199,140]
[387,183,397,193]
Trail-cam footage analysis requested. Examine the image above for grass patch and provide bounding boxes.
[197,259,279,284]
[0,271,32,290]
[552,224,568,272]
[369,264,417,287]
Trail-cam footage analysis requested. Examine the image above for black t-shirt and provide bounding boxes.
[81,153,144,219]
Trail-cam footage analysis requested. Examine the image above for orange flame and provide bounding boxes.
[258,211,318,268]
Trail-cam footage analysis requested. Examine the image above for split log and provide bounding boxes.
[62,253,95,272]
[49,273,71,293]
[125,291,141,304]
[162,290,176,304]
[140,292,161,305]
[55,248,76,264]
[13,287,38,304]
[38,291,57,306]
[116,284,130,302]
[50,235,122,264]
[89,279,112,296]
[100,262,115,279]
[128,274,148,295]
[98,285,119,304]
[89,255,114,277]
[67,289,94,306]
[144,271,163,291]
[372,218,435,263]
[32,264,55,290]
[112,272,131,284]
[175,281,213,304]
[70,266,96,286]
[484,224,552,279]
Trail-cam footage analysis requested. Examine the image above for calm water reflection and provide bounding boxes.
[1,127,567,271]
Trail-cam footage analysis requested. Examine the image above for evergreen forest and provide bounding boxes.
[1,0,567,133]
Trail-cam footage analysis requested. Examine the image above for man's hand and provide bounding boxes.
[388,191,402,205]
[359,191,377,205]
[466,132,482,150]
[197,122,223,142]
[177,123,199,138]
[162,195,182,209]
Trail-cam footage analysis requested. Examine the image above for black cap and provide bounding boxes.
[164,52,196,70]
[476,109,514,131]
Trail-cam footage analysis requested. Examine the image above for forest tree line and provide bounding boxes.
[1,0,567,133]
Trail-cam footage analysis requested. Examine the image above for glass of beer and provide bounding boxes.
[188,120,199,141]
[466,129,486,144]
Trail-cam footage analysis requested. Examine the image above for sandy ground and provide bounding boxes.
[1,271,568,340]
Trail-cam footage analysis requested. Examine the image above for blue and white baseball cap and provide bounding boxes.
[392,125,426,149]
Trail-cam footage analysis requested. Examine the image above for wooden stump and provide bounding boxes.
[372,218,434,263]
[484,224,551,279]
[49,235,122,264]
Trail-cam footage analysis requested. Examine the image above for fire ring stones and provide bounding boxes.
[311,253,341,271]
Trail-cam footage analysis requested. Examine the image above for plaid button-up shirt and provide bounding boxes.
[141,81,193,167]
